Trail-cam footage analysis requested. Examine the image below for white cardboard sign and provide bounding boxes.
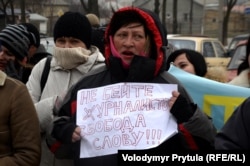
[77,83,178,158]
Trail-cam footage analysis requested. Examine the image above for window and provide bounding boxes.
[183,13,188,22]
[168,39,195,50]
[213,42,226,57]
[203,42,215,57]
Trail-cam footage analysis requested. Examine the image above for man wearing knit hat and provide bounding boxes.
[0,24,32,79]
[20,23,52,83]
[26,11,105,166]
[20,23,40,57]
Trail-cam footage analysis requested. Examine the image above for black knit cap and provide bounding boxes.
[0,24,31,60]
[20,23,40,48]
[53,11,92,49]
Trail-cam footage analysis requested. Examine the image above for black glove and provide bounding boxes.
[170,94,197,124]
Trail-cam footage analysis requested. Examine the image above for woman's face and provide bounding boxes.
[55,37,87,48]
[173,53,196,75]
[113,22,147,65]
[0,46,16,71]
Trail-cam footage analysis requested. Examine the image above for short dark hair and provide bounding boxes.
[166,49,207,77]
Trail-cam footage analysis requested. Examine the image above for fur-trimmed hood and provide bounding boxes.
[104,7,167,79]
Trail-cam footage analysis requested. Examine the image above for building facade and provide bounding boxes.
[1,0,250,37]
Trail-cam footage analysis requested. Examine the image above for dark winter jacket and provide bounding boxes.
[22,44,52,83]
[215,97,250,150]
[51,7,216,166]
[0,71,41,165]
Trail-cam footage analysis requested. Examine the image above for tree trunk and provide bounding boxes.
[154,0,160,17]
[88,0,99,16]
[162,0,167,31]
[10,0,15,24]
[222,14,229,45]
[20,0,26,23]
[222,0,237,45]
[218,0,224,43]
[189,0,193,34]
[172,0,178,34]
[80,0,88,12]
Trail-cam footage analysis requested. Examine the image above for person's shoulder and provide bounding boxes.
[0,70,7,86]
[33,57,49,68]
[28,57,49,78]
[231,97,250,119]
[31,52,52,64]
[0,70,23,87]
[81,65,107,81]
[160,71,181,84]
[240,97,250,108]
[4,76,26,89]
[72,66,108,90]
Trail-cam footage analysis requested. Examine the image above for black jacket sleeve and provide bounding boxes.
[215,97,250,150]
[52,85,78,144]
[161,71,217,149]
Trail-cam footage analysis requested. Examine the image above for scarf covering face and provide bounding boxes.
[53,46,91,69]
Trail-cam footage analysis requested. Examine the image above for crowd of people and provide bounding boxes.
[0,6,249,166]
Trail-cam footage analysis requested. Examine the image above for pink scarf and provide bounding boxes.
[109,36,129,69]
[109,35,149,69]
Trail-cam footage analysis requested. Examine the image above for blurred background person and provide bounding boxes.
[86,13,100,28]
[228,36,250,87]
[0,25,41,165]
[86,13,105,54]
[166,48,228,82]
[0,24,32,80]
[20,22,52,83]
[26,11,105,166]
[0,70,41,165]
[166,48,207,77]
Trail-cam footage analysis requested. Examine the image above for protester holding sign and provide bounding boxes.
[51,7,216,166]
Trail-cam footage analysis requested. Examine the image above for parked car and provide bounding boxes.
[167,35,230,68]
[226,33,249,57]
[227,40,247,81]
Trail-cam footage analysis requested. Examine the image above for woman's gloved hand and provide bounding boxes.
[169,91,197,124]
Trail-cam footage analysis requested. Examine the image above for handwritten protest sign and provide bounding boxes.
[77,83,178,158]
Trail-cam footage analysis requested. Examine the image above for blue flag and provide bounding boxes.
[168,65,250,130]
